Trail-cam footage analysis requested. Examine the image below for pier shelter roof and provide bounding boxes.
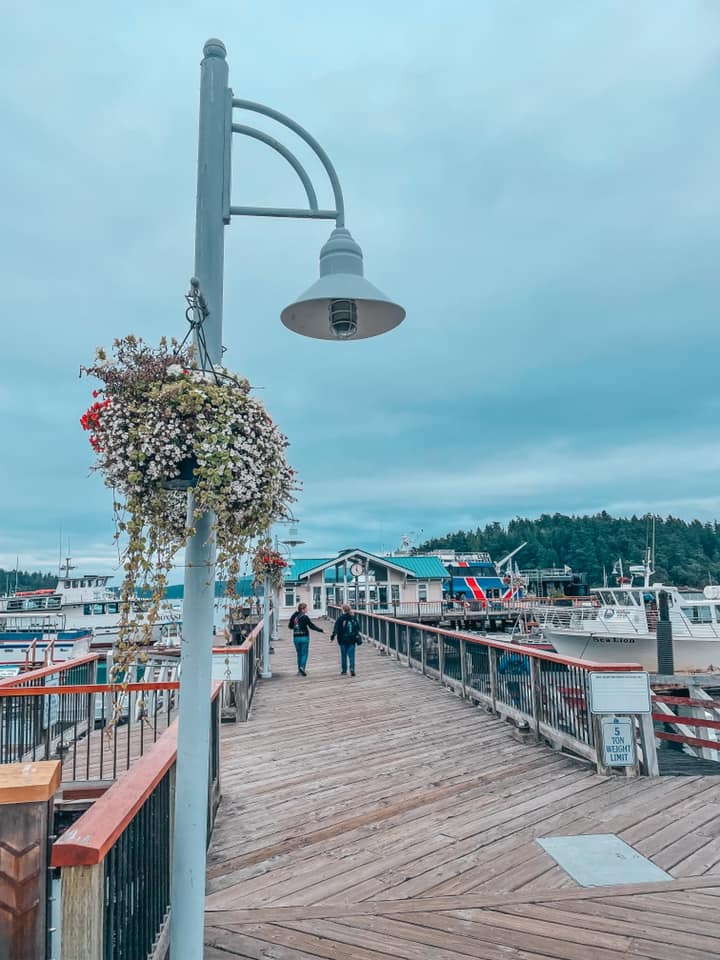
[287,549,447,583]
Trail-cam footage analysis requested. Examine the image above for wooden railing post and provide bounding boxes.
[438,634,445,685]
[459,638,467,698]
[530,657,542,740]
[420,629,427,675]
[60,864,105,960]
[488,647,498,713]
[638,713,660,777]
[0,761,61,960]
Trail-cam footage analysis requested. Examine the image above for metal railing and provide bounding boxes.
[217,616,263,721]
[0,679,179,782]
[52,683,222,960]
[350,597,595,618]
[328,606,652,769]
[0,652,100,689]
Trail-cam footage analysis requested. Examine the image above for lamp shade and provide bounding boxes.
[280,227,405,340]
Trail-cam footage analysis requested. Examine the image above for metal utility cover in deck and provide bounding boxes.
[537,834,671,886]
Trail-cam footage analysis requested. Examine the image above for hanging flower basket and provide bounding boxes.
[252,541,289,593]
[80,335,296,679]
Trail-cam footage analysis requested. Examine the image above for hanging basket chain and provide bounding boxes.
[175,278,245,390]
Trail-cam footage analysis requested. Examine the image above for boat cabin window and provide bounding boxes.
[598,591,615,605]
[682,605,713,624]
[614,590,637,607]
[47,597,61,609]
[64,580,71,588]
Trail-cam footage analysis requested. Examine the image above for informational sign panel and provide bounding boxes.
[589,671,651,715]
[601,716,635,767]
[212,651,245,682]
[0,666,20,679]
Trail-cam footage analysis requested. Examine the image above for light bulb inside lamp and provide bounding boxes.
[329,299,358,339]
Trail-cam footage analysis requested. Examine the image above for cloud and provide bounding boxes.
[2,1,720,577]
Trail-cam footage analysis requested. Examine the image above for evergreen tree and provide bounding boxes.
[417,514,720,587]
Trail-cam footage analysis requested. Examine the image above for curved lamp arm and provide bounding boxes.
[231,98,345,227]
[231,124,319,211]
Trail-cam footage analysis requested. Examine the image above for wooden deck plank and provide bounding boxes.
[204,624,720,958]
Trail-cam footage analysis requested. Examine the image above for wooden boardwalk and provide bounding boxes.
[205,621,720,958]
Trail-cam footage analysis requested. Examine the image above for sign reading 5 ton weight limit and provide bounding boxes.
[601,716,635,767]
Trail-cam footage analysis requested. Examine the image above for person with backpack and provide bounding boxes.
[331,603,363,676]
[288,602,324,676]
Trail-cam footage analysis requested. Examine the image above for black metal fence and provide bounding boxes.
[53,684,223,960]
[0,682,179,781]
[104,767,171,960]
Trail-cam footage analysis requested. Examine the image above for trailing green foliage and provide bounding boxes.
[418,512,720,588]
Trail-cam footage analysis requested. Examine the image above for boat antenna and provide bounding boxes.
[652,515,656,575]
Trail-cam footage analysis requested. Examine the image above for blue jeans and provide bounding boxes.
[340,642,356,673]
[293,636,309,671]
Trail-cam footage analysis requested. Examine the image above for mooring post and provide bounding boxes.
[656,590,674,674]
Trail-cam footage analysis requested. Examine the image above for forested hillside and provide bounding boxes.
[0,568,58,594]
[418,513,720,588]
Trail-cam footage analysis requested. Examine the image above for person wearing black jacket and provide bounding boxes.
[330,603,362,676]
[288,602,324,676]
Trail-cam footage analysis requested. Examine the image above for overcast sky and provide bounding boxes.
[3,1,720,581]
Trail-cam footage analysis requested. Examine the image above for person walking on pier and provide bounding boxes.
[288,602,324,676]
[331,603,363,676]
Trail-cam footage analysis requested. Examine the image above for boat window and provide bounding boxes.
[715,606,720,622]
[598,591,615,604]
[6,599,22,611]
[106,602,119,615]
[682,605,712,624]
[47,597,61,609]
[615,591,635,606]
[64,580,71,588]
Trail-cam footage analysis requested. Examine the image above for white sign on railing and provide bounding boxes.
[601,716,635,767]
[589,672,651,715]
[212,652,245,682]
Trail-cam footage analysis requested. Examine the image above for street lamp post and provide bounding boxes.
[170,39,405,959]
[261,572,272,678]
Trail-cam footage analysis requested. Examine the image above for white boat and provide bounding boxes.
[543,554,720,672]
[0,565,182,663]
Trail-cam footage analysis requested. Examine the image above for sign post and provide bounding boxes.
[588,671,653,777]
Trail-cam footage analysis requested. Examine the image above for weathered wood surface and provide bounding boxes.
[0,763,59,959]
[205,622,720,957]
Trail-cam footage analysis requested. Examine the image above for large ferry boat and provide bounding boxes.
[0,565,181,663]
[543,554,720,672]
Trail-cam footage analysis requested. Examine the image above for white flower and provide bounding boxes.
[166,364,184,377]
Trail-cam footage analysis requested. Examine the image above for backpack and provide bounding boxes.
[341,615,360,643]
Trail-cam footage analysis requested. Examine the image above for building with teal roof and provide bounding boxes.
[164,549,450,617]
